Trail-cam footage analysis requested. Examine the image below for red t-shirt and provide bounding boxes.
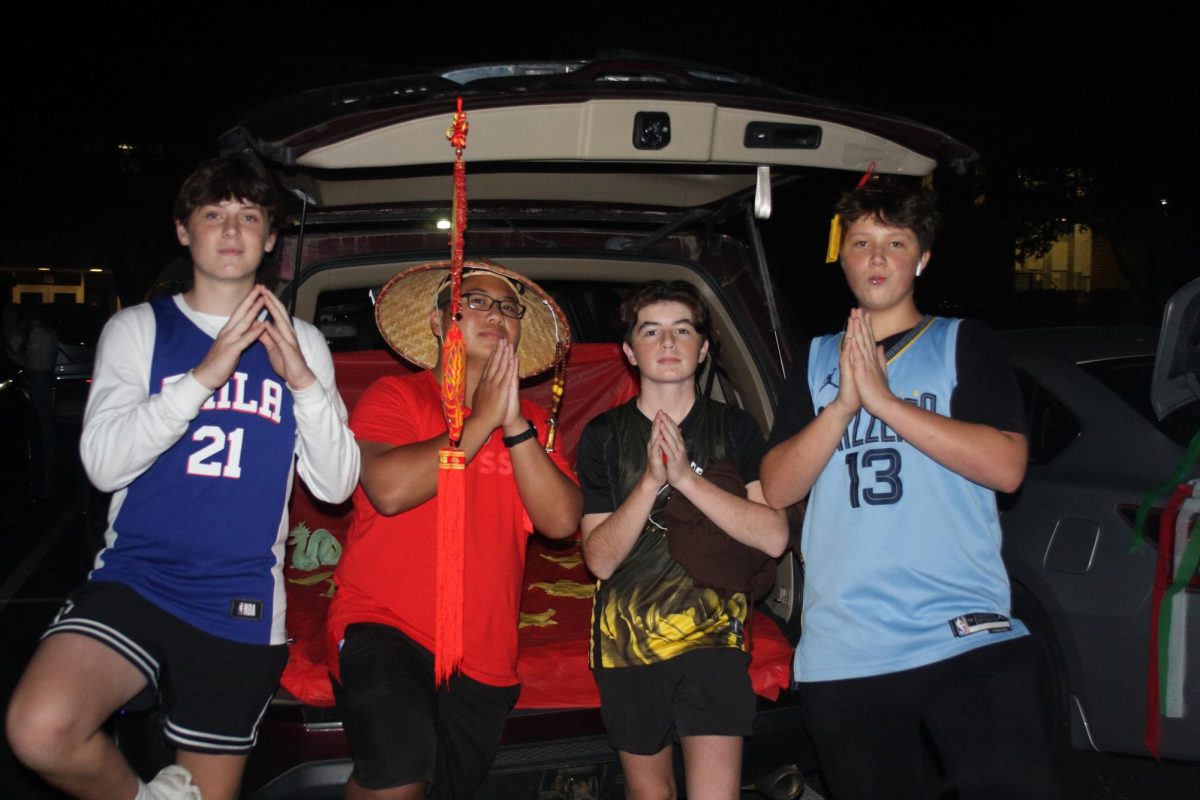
[327,370,572,686]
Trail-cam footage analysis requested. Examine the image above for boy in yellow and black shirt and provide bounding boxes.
[578,280,787,799]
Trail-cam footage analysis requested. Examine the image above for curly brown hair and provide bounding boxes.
[835,183,939,252]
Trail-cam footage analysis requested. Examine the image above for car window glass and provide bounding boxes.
[314,281,634,351]
[1015,369,1080,465]
[314,288,387,352]
[1080,357,1200,448]
[536,280,628,343]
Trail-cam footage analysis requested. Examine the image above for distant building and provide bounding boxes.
[1014,224,1092,292]
[2,266,116,312]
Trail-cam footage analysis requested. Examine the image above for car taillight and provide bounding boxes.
[1119,503,1200,592]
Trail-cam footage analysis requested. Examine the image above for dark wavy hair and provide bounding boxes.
[619,280,710,343]
[173,155,284,229]
[835,183,939,252]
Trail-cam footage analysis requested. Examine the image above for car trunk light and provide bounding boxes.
[744,122,822,149]
[1119,503,1200,592]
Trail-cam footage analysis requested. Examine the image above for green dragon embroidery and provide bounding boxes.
[286,522,342,597]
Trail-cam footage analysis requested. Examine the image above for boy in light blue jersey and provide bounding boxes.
[761,183,1058,799]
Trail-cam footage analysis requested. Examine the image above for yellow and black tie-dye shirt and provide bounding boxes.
[578,397,767,669]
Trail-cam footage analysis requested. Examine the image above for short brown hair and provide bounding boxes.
[835,183,939,252]
[173,155,284,229]
[619,280,710,343]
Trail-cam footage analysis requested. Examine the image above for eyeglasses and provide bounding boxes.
[462,292,526,319]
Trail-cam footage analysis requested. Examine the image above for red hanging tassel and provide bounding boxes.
[435,445,466,683]
[434,99,470,685]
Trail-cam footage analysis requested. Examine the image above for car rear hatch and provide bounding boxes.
[222,57,975,398]
[226,58,977,798]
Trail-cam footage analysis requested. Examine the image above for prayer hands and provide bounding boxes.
[472,338,523,434]
[831,317,862,416]
[257,288,316,391]
[657,411,695,488]
[645,411,693,489]
[194,286,273,391]
[842,309,891,416]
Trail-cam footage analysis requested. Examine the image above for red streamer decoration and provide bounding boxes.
[854,161,877,189]
[435,98,470,684]
[1144,483,1190,759]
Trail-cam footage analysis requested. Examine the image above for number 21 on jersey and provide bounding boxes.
[187,425,245,478]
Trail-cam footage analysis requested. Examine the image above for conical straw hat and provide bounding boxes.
[375,259,570,378]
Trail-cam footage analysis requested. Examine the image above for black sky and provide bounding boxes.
[3,2,1195,302]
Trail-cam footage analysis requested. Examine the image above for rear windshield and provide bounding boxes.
[314,280,639,352]
[1079,356,1200,448]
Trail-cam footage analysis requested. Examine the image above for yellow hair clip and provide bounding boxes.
[825,214,842,263]
[826,162,878,264]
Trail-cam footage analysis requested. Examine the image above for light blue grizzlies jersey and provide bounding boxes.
[92,296,297,644]
[795,317,1026,682]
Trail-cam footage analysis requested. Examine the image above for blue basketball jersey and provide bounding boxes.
[796,317,1026,682]
[92,296,297,644]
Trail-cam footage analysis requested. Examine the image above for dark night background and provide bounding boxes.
[2,6,1200,798]
[3,2,1196,328]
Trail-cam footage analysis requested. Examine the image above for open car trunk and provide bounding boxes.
[240,341,796,798]
[207,57,979,797]
[280,343,794,711]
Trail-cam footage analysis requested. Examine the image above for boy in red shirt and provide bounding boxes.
[328,262,581,800]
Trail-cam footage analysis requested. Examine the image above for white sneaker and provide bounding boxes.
[136,764,203,800]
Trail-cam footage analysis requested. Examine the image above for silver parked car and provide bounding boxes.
[1000,282,1200,762]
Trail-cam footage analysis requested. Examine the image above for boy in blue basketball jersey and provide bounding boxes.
[761,184,1058,799]
[6,156,360,800]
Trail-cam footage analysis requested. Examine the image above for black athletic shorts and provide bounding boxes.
[799,638,1060,800]
[332,622,520,797]
[44,580,288,755]
[593,647,756,755]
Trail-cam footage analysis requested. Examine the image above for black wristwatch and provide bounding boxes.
[503,419,538,448]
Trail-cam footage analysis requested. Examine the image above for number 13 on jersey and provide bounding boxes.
[845,447,902,508]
